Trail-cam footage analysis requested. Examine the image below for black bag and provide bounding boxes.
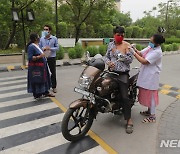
[29,61,46,83]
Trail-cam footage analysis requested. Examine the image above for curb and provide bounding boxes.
[159,83,180,99]
[162,50,180,56]
[0,60,84,73]
[0,50,180,73]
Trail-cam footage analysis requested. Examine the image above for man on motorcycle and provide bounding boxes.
[104,26,134,134]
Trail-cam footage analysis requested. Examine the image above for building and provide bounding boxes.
[115,0,121,12]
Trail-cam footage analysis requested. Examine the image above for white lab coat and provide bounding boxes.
[137,46,162,90]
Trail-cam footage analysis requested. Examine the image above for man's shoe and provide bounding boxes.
[53,88,57,93]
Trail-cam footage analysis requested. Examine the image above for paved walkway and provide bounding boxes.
[157,99,180,154]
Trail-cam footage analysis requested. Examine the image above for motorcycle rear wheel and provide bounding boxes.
[61,106,94,142]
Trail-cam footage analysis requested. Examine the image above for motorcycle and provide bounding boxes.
[61,51,139,142]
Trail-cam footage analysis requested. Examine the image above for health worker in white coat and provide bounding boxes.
[131,34,165,123]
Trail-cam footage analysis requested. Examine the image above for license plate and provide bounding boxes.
[74,87,90,96]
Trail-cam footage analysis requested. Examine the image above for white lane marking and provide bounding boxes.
[0,103,58,121]
[0,79,27,86]
[0,90,27,99]
[0,84,26,92]
[80,146,108,154]
[1,133,69,154]
[0,75,26,82]
[0,97,35,108]
[0,113,64,138]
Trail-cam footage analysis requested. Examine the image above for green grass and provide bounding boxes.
[0,48,23,54]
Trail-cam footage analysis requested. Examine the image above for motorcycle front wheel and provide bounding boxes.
[61,106,94,142]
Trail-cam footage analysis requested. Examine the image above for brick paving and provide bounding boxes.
[157,100,180,154]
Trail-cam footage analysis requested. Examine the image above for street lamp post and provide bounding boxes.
[165,0,173,33]
[55,0,58,37]
[21,10,26,51]
[12,8,35,66]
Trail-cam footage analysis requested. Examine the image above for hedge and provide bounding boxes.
[136,44,143,50]
[74,43,84,58]
[172,43,179,51]
[56,45,65,60]
[68,48,76,59]
[99,45,107,56]
[86,46,99,57]
[161,44,166,52]
[165,44,173,51]
[165,37,180,44]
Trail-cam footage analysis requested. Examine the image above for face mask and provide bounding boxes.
[114,35,124,44]
[149,42,155,48]
[42,31,49,37]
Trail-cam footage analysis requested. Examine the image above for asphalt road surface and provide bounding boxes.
[0,54,180,154]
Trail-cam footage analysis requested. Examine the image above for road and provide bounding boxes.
[0,54,180,154]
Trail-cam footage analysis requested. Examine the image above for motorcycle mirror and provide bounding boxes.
[86,51,90,61]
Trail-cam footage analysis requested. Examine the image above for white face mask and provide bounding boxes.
[41,31,49,37]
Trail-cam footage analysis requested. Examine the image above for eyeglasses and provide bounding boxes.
[44,28,49,31]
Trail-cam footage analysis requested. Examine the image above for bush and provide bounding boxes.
[56,45,64,60]
[99,45,107,56]
[68,48,76,59]
[136,44,143,50]
[86,46,99,57]
[172,43,179,51]
[165,44,173,51]
[74,43,84,58]
[125,27,133,38]
[161,44,166,52]
[165,37,180,44]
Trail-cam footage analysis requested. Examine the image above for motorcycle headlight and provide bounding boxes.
[78,75,92,89]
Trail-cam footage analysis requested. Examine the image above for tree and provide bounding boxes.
[157,1,180,36]
[0,0,11,49]
[4,0,37,49]
[100,24,113,38]
[134,16,161,37]
[125,27,133,38]
[131,26,143,38]
[111,11,132,27]
[58,0,115,43]
[57,22,68,38]
[0,0,55,50]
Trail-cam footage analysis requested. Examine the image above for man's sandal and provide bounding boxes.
[140,111,151,116]
[126,124,133,134]
[142,116,156,123]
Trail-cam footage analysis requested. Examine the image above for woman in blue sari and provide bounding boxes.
[27,33,55,99]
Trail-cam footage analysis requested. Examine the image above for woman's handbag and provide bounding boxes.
[28,61,46,84]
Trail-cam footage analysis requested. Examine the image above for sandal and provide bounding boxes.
[140,111,151,116]
[142,116,156,123]
[44,93,55,97]
[126,124,133,134]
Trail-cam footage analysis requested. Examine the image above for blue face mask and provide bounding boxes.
[41,31,49,37]
[149,42,155,48]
